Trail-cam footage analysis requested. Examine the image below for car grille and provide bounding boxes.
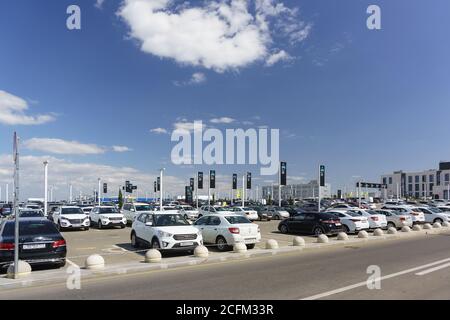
[174,234,197,241]
[69,219,83,224]
[109,217,123,221]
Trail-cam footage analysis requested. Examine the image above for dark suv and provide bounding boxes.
[278,212,343,236]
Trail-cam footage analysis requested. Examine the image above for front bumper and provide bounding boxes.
[60,220,90,229]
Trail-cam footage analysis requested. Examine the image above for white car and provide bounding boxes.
[52,206,90,231]
[162,206,179,212]
[194,214,261,251]
[328,203,359,210]
[266,207,290,220]
[347,209,387,229]
[382,205,425,225]
[226,207,259,221]
[177,205,199,220]
[198,205,233,218]
[327,210,370,233]
[81,207,93,214]
[90,206,126,229]
[131,212,203,251]
[371,209,413,229]
[417,207,450,224]
[122,202,155,224]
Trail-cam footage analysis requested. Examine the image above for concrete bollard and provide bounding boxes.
[358,231,369,239]
[387,227,397,235]
[194,245,209,258]
[401,226,411,233]
[412,224,422,231]
[233,242,247,253]
[423,223,432,230]
[266,239,279,249]
[293,237,305,247]
[144,249,162,263]
[337,232,349,241]
[433,222,442,229]
[85,254,105,270]
[443,221,450,228]
[317,234,329,243]
[6,260,32,279]
[373,228,384,236]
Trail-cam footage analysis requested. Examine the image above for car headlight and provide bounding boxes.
[158,230,172,238]
[60,218,69,222]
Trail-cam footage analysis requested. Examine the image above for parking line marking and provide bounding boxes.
[66,259,79,268]
[415,262,450,276]
[301,257,450,300]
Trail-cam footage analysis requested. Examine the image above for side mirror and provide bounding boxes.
[145,222,153,227]
[130,209,135,212]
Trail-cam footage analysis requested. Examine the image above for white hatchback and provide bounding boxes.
[226,207,259,221]
[90,206,127,229]
[327,210,370,233]
[347,209,387,229]
[194,214,261,251]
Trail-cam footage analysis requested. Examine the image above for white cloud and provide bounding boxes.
[95,0,105,9]
[265,50,292,66]
[0,90,56,125]
[23,138,106,155]
[210,117,235,124]
[174,72,207,86]
[118,0,311,72]
[173,120,205,134]
[112,145,132,152]
[150,127,168,134]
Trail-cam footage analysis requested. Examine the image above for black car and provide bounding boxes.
[0,218,67,271]
[250,206,272,221]
[278,212,343,236]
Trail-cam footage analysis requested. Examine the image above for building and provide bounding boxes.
[261,180,331,201]
[381,162,450,200]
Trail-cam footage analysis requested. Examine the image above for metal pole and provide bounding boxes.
[43,161,48,216]
[358,180,362,208]
[278,163,282,207]
[208,172,210,207]
[318,168,321,212]
[69,184,73,203]
[6,183,8,204]
[98,178,101,206]
[196,173,199,209]
[160,168,164,211]
[13,133,19,278]
[242,175,245,207]
[447,183,450,201]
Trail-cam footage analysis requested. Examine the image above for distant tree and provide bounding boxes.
[118,188,123,209]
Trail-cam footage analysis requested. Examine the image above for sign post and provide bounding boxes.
[318,165,325,212]
[13,132,19,278]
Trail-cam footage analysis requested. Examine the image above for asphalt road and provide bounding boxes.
[2,231,450,299]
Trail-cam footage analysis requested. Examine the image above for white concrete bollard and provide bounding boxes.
[337,232,349,241]
[144,249,162,263]
[373,228,384,236]
[401,226,411,233]
[443,221,450,228]
[423,223,432,230]
[387,227,397,234]
[233,242,248,253]
[317,234,329,243]
[194,246,209,258]
[293,237,305,247]
[433,222,442,229]
[85,254,105,270]
[412,224,422,231]
[6,260,32,279]
[266,239,279,249]
[358,231,369,239]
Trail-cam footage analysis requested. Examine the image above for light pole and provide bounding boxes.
[98,178,101,206]
[160,168,165,211]
[69,184,73,203]
[242,174,245,207]
[43,161,48,216]
[6,183,8,204]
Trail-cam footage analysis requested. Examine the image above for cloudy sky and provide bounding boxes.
[0,0,450,200]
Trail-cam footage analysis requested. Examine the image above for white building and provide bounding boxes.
[262,180,331,201]
[381,162,450,200]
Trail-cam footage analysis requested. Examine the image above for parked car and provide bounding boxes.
[347,209,387,229]
[52,206,90,231]
[177,205,200,220]
[90,206,126,229]
[370,209,413,229]
[130,212,202,252]
[122,202,154,224]
[381,205,425,225]
[81,206,93,214]
[328,203,359,210]
[262,207,289,220]
[416,207,450,224]
[296,202,319,213]
[0,204,12,218]
[250,206,272,221]
[19,209,44,218]
[226,207,259,221]
[326,210,370,233]
[194,214,260,251]
[278,212,343,236]
[198,205,233,218]
[0,218,66,271]
[281,206,299,217]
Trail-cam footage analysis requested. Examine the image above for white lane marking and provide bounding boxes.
[415,262,450,276]
[66,259,79,268]
[301,257,450,300]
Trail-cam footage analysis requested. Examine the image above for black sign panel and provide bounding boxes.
[232,174,237,190]
[280,162,287,186]
[185,186,193,204]
[103,183,107,194]
[154,181,157,193]
[125,180,131,193]
[132,185,137,190]
[190,178,195,190]
[319,165,325,187]
[198,172,203,190]
[246,172,252,190]
[337,189,342,199]
[157,177,161,191]
[356,182,388,189]
[210,170,216,189]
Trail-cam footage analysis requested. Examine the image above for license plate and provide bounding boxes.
[23,244,46,250]
[180,242,194,247]
[245,238,256,243]
[335,223,341,226]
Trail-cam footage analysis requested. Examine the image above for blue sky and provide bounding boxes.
[1,0,450,200]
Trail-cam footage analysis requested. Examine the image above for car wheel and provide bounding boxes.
[98,220,102,229]
[184,214,189,220]
[387,222,396,229]
[313,227,324,236]
[131,232,139,248]
[274,215,280,220]
[151,238,161,249]
[280,224,289,234]
[85,227,90,231]
[198,214,203,218]
[120,224,126,229]
[216,236,229,251]
[342,225,350,233]
[246,244,255,250]
[434,218,443,224]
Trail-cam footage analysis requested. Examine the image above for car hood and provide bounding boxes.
[99,213,124,218]
[61,214,88,220]
[154,226,199,234]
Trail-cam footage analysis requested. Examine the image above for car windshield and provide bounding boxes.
[182,206,194,211]
[346,211,362,217]
[61,208,83,215]
[216,207,229,212]
[242,207,252,211]
[19,210,43,217]
[135,205,152,211]
[3,221,58,236]
[99,207,119,214]
[153,214,190,226]
[225,216,251,224]
[429,207,443,213]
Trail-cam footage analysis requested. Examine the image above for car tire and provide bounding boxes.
[280,224,289,234]
[120,224,126,229]
[184,214,189,220]
[387,222,396,229]
[313,227,325,236]
[216,236,229,251]
[274,215,280,220]
[151,238,161,249]
[98,220,102,229]
[434,218,443,224]
[246,244,255,250]
[131,232,140,248]
[342,225,350,233]
[85,227,90,231]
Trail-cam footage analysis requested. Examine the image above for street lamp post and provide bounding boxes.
[98,178,101,206]
[43,161,48,216]
[160,168,165,211]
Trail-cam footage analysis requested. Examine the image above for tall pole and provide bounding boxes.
[6,184,8,204]
[278,163,282,207]
[196,173,199,209]
[447,183,450,201]
[69,184,73,203]
[43,161,48,216]
[13,132,19,278]
[208,172,211,207]
[160,168,164,211]
[242,175,245,207]
[396,183,400,201]
[358,180,362,208]
[98,178,101,206]
[318,167,321,212]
